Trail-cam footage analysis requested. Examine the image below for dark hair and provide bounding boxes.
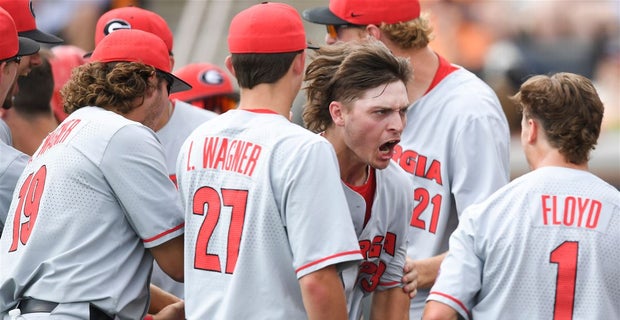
[13,50,54,117]
[510,72,604,164]
[230,51,302,89]
[303,40,412,132]
[62,61,167,115]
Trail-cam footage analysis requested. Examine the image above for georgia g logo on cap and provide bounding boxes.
[104,19,131,36]
[200,70,224,86]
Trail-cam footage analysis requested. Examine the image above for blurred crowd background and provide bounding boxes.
[31,0,620,183]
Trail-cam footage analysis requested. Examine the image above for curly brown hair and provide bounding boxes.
[61,62,165,115]
[303,40,412,133]
[379,12,434,50]
[510,72,604,165]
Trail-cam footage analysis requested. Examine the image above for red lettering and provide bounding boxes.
[586,200,602,229]
[542,195,552,225]
[186,141,194,171]
[426,160,442,185]
[203,137,219,169]
[244,145,261,176]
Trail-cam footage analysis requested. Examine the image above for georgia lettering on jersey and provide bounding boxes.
[392,144,444,233]
[535,193,614,232]
[183,136,262,178]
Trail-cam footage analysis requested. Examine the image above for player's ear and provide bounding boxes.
[527,118,538,144]
[329,101,345,127]
[291,51,305,76]
[225,55,235,78]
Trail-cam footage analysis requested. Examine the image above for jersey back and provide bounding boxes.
[177,109,362,319]
[429,167,620,319]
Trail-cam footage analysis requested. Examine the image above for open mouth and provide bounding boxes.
[379,140,400,153]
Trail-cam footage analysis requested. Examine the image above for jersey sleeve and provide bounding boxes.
[427,206,482,320]
[0,145,29,229]
[450,112,509,215]
[101,125,184,248]
[281,139,363,279]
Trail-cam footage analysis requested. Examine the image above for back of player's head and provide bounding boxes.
[13,49,54,116]
[63,29,190,115]
[303,40,412,132]
[95,6,173,54]
[511,72,604,165]
[169,63,239,113]
[0,0,63,43]
[227,2,306,89]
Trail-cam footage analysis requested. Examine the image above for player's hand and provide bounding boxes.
[151,300,185,320]
[402,256,418,299]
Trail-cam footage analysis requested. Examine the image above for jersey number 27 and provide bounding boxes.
[192,187,248,274]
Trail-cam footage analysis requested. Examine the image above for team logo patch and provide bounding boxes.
[104,19,132,36]
[200,70,224,86]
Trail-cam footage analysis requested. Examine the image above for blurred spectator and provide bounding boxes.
[169,62,239,114]
[48,45,89,123]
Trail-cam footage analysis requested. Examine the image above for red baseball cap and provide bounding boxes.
[170,63,237,102]
[90,29,190,93]
[0,0,63,43]
[302,0,420,26]
[0,7,39,61]
[228,2,306,54]
[49,45,89,122]
[95,6,173,54]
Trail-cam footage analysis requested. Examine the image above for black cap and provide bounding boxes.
[302,7,348,25]
[19,29,63,44]
[17,36,39,56]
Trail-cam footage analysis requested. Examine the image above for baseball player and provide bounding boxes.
[302,1,511,318]
[0,6,39,234]
[0,29,187,319]
[176,3,363,319]
[169,62,239,114]
[424,72,620,320]
[93,6,218,303]
[303,40,414,319]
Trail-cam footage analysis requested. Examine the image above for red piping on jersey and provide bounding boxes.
[295,250,362,274]
[243,109,279,115]
[143,222,185,243]
[424,55,459,95]
[429,291,471,319]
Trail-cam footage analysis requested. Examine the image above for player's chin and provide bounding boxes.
[371,156,391,170]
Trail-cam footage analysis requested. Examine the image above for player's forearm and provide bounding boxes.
[422,301,459,320]
[370,287,409,320]
[299,265,349,320]
[414,252,447,289]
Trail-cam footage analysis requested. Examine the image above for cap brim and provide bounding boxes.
[17,37,40,57]
[19,29,64,44]
[307,42,320,50]
[168,73,192,93]
[302,7,348,25]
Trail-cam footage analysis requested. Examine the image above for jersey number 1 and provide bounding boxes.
[9,166,47,252]
[550,241,578,320]
[193,187,248,274]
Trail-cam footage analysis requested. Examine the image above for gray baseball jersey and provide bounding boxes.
[0,107,184,319]
[0,141,28,234]
[0,119,11,145]
[428,166,620,319]
[177,109,363,319]
[391,58,510,319]
[341,162,412,320]
[150,99,217,298]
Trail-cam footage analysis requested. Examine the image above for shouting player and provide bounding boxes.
[176,2,362,319]
[302,1,511,317]
[423,72,620,319]
[303,40,413,319]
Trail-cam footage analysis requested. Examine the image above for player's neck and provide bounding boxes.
[237,84,297,119]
